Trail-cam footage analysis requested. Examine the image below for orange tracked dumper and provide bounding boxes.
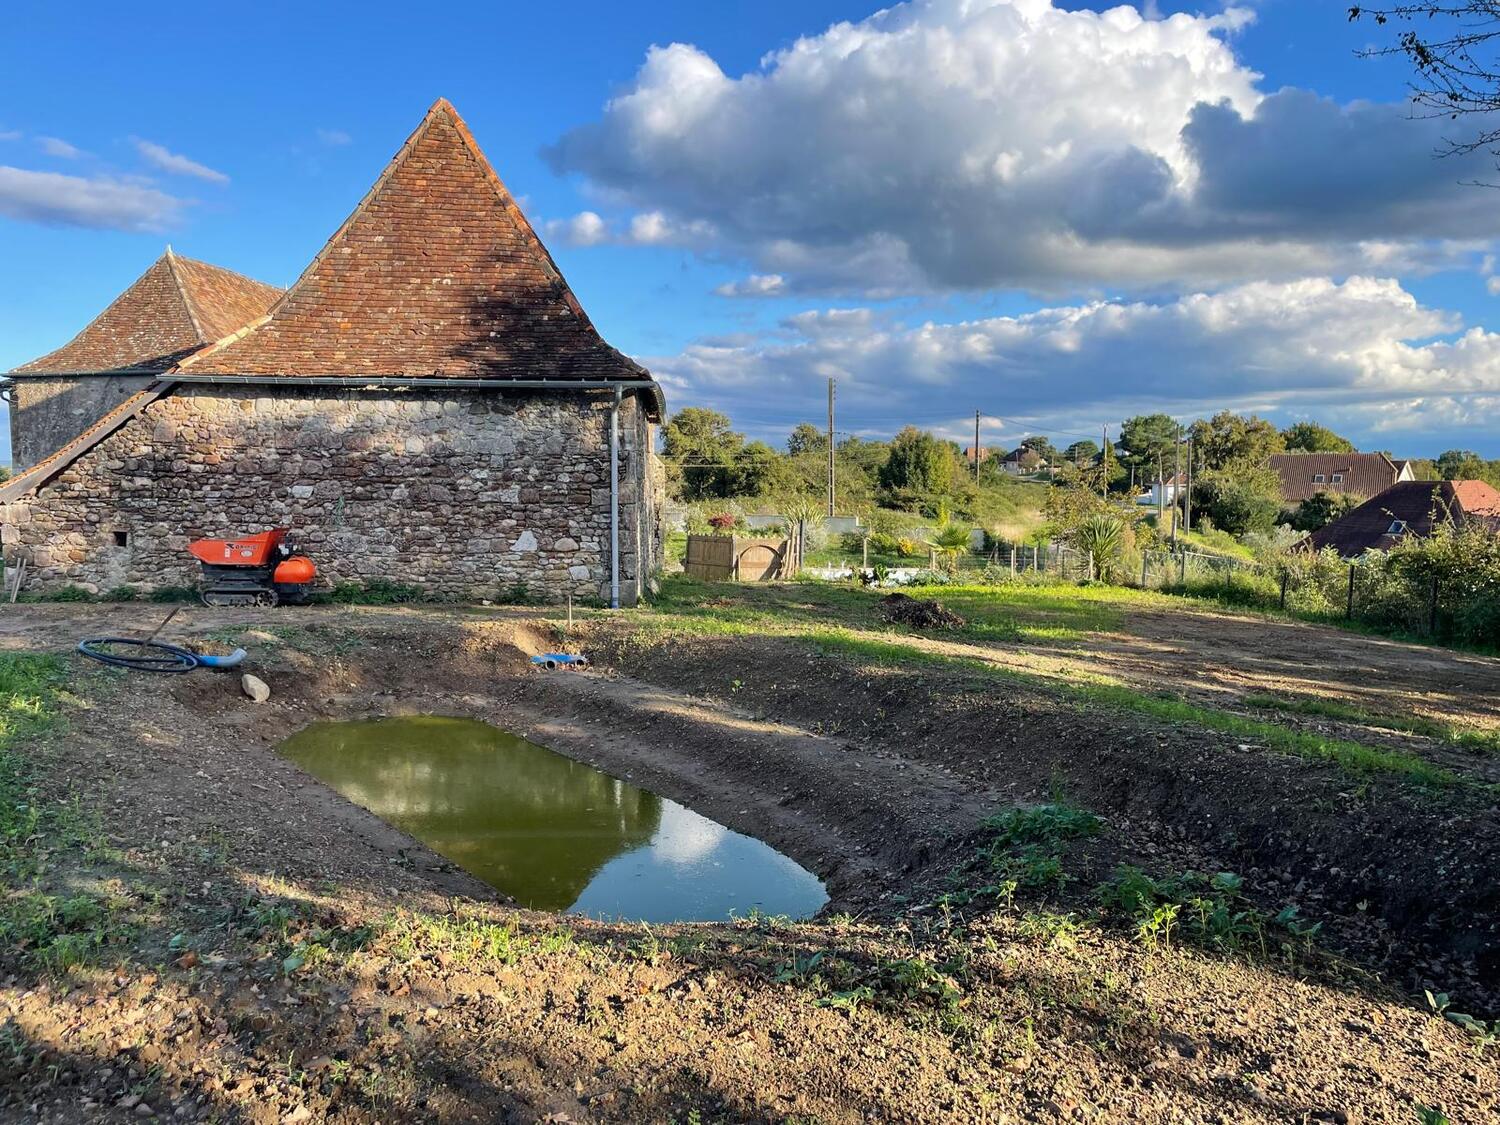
[187,529,317,607]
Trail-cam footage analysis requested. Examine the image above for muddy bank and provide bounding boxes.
[578,623,1500,1010]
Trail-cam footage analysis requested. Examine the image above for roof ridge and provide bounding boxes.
[183,98,646,381]
[163,247,208,343]
[15,255,179,372]
[0,381,174,502]
[216,99,462,357]
[175,314,273,371]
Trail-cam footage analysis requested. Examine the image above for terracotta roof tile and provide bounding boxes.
[14,252,280,375]
[1303,480,1500,557]
[183,99,649,384]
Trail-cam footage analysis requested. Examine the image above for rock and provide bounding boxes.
[241,674,271,703]
[554,537,579,552]
[284,1106,313,1124]
[511,530,538,552]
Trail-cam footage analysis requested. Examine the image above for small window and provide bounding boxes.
[112,530,130,548]
[1388,520,1407,535]
[1313,473,1326,483]
[1331,473,1344,484]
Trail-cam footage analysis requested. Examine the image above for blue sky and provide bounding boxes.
[3,0,1499,461]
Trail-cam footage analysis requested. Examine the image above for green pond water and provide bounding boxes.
[279,716,827,923]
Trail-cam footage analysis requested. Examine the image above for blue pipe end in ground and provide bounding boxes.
[195,648,247,669]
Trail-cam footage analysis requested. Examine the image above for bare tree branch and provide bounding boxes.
[1351,4,1500,155]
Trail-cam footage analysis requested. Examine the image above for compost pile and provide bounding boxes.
[879,593,966,630]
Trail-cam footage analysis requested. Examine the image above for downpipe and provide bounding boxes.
[610,386,621,610]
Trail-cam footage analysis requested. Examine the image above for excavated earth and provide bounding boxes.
[0,601,1497,1123]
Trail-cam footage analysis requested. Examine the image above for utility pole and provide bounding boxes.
[974,410,981,482]
[826,377,836,518]
[1156,452,1165,529]
[1171,422,1181,549]
[1184,433,1194,533]
[1101,424,1109,499]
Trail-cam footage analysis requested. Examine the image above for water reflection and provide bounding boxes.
[279,716,826,922]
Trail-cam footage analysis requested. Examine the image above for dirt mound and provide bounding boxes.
[879,592,966,629]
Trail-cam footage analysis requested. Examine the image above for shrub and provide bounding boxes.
[707,513,737,532]
[331,578,423,605]
[37,585,96,603]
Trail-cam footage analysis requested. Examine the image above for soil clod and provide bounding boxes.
[879,592,966,629]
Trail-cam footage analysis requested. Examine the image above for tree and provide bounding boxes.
[879,427,955,499]
[1019,435,1059,464]
[1116,414,1179,479]
[1282,421,1356,453]
[661,407,745,500]
[1350,5,1500,163]
[1190,411,1285,473]
[1436,448,1487,479]
[786,422,828,457]
[1191,469,1282,536]
[1063,439,1100,466]
[1289,490,1364,532]
[732,440,784,497]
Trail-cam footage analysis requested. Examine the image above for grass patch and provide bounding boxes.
[0,654,137,972]
[1242,692,1500,756]
[632,579,1463,788]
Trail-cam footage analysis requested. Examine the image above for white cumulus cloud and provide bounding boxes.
[547,0,1500,295]
[133,139,228,184]
[647,277,1500,447]
[0,167,185,231]
[36,136,81,159]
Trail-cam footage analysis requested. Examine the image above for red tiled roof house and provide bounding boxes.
[0,100,664,604]
[1301,480,1500,558]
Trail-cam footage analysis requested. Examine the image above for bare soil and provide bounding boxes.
[1,600,1497,1123]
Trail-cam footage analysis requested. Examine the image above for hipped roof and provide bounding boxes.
[15,251,281,375]
[180,98,653,401]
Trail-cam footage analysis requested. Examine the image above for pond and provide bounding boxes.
[279,716,828,923]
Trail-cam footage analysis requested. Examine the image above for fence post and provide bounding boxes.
[1010,545,1016,577]
[1087,552,1095,582]
[1178,551,1186,587]
[862,536,869,569]
[1346,564,1356,620]
[1428,574,1440,636]
[1141,553,1148,589]
[1279,571,1288,610]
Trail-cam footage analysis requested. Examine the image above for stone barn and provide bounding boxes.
[1,99,664,605]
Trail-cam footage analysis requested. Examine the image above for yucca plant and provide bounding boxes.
[1074,514,1125,582]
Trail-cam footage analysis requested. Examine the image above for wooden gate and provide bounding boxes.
[684,534,801,581]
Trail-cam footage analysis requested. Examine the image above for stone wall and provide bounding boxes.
[8,374,156,470]
[0,384,661,603]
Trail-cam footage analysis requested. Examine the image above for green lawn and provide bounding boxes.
[631,576,1473,790]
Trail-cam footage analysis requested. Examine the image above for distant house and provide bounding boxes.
[1269,452,1413,505]
[1135,472,1186,507]
[963,445,995,466]
[1301,480,1500,558]
[998,448,1046,476]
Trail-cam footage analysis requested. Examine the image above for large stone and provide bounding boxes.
[510,529,538,552]
[241,674,271,703]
